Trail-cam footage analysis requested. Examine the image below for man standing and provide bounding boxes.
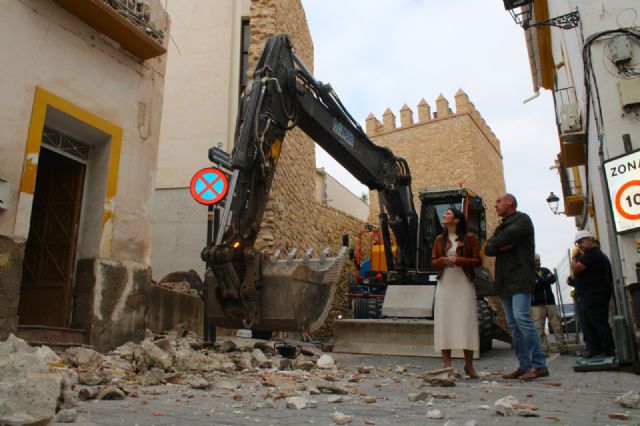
[531,254,568,354]
[485,193,548,380]
[571,231,616,357]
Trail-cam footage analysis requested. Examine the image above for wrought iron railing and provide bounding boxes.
[102,0,165,43]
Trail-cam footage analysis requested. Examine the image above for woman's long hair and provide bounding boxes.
[441,208,468,251]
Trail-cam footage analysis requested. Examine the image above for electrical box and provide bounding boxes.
[619,79,640,108]
[0,176,12,211]
[607,35,632,64]
[559,104,582,133]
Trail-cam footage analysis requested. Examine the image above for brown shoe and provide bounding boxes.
[501,368,526,379]
[520,367,550,380]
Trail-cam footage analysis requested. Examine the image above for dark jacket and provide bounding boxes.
[485,210,535,297]
[531,267,557,306]
[431,232,482,282]
[574,247,613,298]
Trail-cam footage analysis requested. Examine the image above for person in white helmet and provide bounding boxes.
[571,230,615,357]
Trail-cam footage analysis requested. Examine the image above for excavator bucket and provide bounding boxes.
[205,247,347,333]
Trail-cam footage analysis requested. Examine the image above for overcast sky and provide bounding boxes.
[300,0,577,273]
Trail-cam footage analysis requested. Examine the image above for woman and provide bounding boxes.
[431,208,481,378]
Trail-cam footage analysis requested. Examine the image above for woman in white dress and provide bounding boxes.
[431,208,482,378]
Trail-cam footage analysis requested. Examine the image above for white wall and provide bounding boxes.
[548,0,640,284]
[152,0,249,279]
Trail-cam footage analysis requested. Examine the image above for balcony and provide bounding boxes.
[51,0,167,61]
[553,87,586,167]
[557,156,585,217]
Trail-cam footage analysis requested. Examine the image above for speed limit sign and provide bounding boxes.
[604,149,640,233]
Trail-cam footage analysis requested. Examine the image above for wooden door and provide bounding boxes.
[18,148,85,326]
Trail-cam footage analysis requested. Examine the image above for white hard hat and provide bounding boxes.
[574,229,594,242]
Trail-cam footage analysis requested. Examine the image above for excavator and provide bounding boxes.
[201,34,506,355]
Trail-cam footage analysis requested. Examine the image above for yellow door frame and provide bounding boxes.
[18,86,122,240]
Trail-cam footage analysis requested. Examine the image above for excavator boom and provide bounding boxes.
[202,34,418,334]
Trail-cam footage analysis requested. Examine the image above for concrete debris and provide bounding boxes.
[327,395,345,403]
[614,391,640,408]
[431,391,457,399]
[54,408,79,423]
[494,395,519,416]
[408,391,432,402]
[286,396,309,409]
[426,409,445,419]
[141,339,173,370]
[219,340,237,353]
[394,365,407,373]
[363,396,376,404]
[185,374,210,389]
[317,383,349,395]
[444,420,458,426]
[357,366,373,374]
[422,367,460,387]
[96,386,125,400]
[0,334,73,426]
[517,408,540,417]
[332,411,353,424]
[252,348,271,367]
[476,405,491,410]
[317,354,335,369]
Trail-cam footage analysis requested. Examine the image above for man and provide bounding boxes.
[531,254,568,354]
[571,231,615,357]
[485,193,548,380]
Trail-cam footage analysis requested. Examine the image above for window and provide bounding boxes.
[239,19,250,99]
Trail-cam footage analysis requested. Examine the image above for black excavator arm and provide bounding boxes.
[201,34,418,331]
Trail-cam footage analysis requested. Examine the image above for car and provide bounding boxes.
[550,303,577,334]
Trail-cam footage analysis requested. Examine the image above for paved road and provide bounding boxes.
[65,340,639,426]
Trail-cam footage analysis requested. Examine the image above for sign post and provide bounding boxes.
[189,167,229,343]
[604,149,640,234]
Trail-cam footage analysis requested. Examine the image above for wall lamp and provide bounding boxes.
[503,0,580,30]
[546,192,563,215]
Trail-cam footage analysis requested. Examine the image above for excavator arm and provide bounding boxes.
[201,34,418,333]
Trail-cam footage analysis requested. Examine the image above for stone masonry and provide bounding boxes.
[366,90,506,235]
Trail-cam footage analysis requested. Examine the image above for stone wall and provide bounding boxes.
[0,236,22,341]
[366,90,506,236]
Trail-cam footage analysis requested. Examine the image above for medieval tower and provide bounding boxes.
[366,89,507,237]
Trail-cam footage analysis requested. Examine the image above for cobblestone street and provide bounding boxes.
[62,340,639,426]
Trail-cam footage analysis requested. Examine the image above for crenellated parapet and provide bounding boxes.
[364,89,501,154]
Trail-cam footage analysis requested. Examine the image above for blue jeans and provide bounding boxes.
[501,293,547,371]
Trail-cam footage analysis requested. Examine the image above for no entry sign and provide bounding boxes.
[604,149,640,233]
[190,167,228,205]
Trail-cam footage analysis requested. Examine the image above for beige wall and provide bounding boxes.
[316,168,369,221]
[366,91,506,236]
[156,0,250,190]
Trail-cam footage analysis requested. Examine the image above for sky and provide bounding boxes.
[300,0,577,279]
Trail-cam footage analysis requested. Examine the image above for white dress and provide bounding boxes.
[434,234,479,352]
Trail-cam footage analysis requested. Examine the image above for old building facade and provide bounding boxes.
[506,0,640,364]
[0,0,169,351]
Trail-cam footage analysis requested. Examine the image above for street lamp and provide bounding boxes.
[502,0,580,30]
[546,192,561,215]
